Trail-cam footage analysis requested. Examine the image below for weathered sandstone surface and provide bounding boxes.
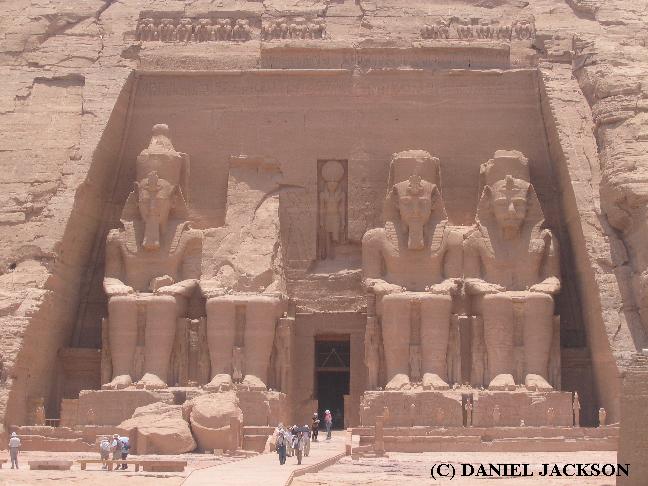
[119,402,196,454]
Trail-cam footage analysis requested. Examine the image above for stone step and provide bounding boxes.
[242,434,269,453]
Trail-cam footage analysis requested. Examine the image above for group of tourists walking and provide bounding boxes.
[99,434,130,470]
[273,409,334,466]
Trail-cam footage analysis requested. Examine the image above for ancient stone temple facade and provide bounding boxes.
[1,0,647,455]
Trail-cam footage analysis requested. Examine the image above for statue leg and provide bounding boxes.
[523,292,554,391]
[382,294,411,390]
[104,296,137,389]
[141,295,183,389]
[420,294,452,390]
[205,297,236,391]
[482,293,516,390]
[243,296,282,391]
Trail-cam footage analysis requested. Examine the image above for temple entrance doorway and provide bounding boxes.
[315,335,350,430]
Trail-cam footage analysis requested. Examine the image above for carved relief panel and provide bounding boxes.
[317,160,348,260]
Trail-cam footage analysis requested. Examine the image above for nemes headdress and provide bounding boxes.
[476,149,544,227]
[384,150,446,223]
[136,123,190,201]
[387,150,440,189]
[121,124,190,221]
[480,150,530,189]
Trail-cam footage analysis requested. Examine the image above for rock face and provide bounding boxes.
[1,0,647,444]
[185,392,243,451]
[119,402,196,454]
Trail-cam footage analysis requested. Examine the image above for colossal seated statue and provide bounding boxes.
[362,150,462,391]
[200,157,286,393]
[464,150,560,391]
[103,124,202,390]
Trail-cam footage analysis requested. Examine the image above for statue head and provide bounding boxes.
[384,150,446,250]
[121,124,190,246]
[136,123,190,199]
[393,174,434,228]
[135,172,176,250]
[477,150,543,240]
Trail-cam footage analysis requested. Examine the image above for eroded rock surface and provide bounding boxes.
[119,402,196,454]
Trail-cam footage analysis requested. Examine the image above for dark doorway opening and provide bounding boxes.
[315,336,350,430]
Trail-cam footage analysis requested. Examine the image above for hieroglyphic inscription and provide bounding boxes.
[260,45,509,71]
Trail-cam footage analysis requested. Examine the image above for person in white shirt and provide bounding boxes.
[99,437,111,469]
[8,432,21,469]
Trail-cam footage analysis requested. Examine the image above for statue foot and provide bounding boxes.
[204,373,233,392]
[242,375,267,391]
[385,374,410,391]
[138,373,168,390]
[488,374,516,391]
[525,374,553,391]
[102,374,132,390]
[422,373,450,391]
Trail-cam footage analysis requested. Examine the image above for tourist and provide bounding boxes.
[99,436,111,469]
[119,436,130,469]
[302,424,311,457]
[8,432,21,469]
[293,429,305,465]
[286,426,294,457]
[111,434,122,467]
[275,425,287,465]
[324,410,332,440]
[311,412,320,441]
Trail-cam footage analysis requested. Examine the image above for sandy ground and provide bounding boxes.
[0,450,246,486]
[292,451,620,486]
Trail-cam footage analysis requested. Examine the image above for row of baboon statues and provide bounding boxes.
[135,17,327,42]
[136,17,253,42]
[421,20,535,40]
[261,18,327,40]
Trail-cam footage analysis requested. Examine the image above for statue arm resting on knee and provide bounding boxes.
[156,229,203,297]
[529,229,561,295]
[103,230,134,296]
[426,228,463,295]
[361,228,403,295]
[462,230,505,295]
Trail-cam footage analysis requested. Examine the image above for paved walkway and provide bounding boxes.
[182,432,345,486]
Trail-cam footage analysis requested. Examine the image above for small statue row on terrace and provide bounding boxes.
[261,18,327,40]
[421,20,534,41]
[136,17,253,42]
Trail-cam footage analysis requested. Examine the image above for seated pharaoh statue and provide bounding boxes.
[464,150,560,391]
[362,150,462,391]
[102,124,203,390]
[200,157,286,393]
